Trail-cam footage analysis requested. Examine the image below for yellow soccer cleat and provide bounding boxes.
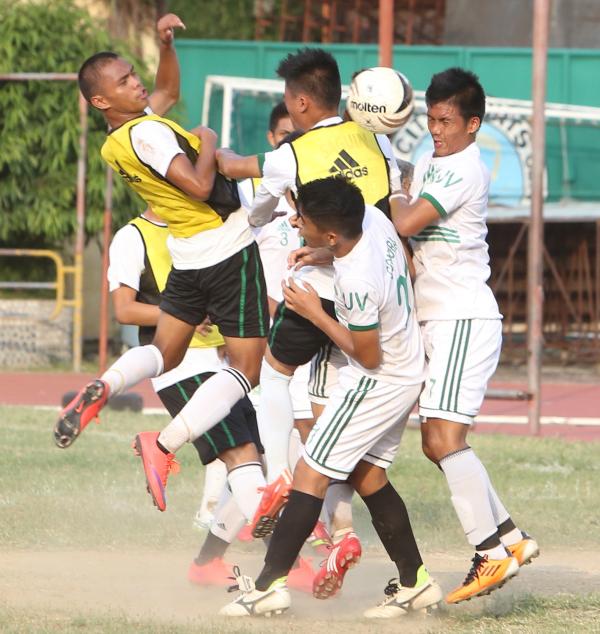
[507,533,540,567]
[446,553,519,604]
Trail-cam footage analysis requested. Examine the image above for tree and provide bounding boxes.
[0,0,150,248]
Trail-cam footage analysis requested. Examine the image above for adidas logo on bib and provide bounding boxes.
[329,150,368,179]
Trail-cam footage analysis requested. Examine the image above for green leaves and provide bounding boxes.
[0,0,146,247]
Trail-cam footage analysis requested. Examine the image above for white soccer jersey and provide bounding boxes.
[333,206,425,385]
[409,142,501,321]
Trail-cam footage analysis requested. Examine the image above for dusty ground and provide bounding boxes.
[2,546,599,629]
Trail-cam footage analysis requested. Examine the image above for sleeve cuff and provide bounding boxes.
[348,322,379,332]
[420,192,447,218]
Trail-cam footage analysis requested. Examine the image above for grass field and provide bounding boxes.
[1,404,599,632]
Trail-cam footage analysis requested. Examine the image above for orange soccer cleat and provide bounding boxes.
[445,553,519,604]
[507,533,540,567]
[188,557,232,587]
[312,532,362,599]
[287,557,315,594]
[132,431,179,511]
[249,468,293,538]
[307,520,333,557]
[54,380,109,448]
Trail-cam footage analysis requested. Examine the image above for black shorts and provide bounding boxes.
[268,298,338,367]
[156,372,263,465]
[160,242,269,338]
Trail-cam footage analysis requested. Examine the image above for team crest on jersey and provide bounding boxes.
[329,150,369,179]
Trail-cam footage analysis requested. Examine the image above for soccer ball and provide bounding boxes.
[347,67,414,135]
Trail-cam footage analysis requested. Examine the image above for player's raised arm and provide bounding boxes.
[149,13,186,116]
[390,192,439,237]
[216,149,261,179]
[165,126,217,201]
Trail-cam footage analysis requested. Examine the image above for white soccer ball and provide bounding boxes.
[347,67,414,135]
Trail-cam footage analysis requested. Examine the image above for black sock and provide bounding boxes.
[476,531,502,551]
[497,517,518,537]
[361,481,423,587]
[195,530,229,565]
[255,490,323,591]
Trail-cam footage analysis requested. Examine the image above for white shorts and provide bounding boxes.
[304,367,422,480]
[308,342,347,405]
[419,318,502,425]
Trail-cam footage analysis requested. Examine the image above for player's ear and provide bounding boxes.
[327,230,338,247]
[266,130,276,148]
[467,116,481,135]
[296,93,310,114]
[90,94,111,111]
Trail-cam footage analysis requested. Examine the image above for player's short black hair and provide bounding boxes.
[268,101,289,132]
[425,67,486,123]
[277,48,341,110]
[296,177,364,240]
[78,51,119,103]
[276,130,304,149]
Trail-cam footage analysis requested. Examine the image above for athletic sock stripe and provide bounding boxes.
[224,367,251,394]
[439,321,460,410]
[322,378,376,463]
[238,247,249,337]
[453,319,472,411]
[227,461,263,475]
[312,377,366,461]
[445,320,466,411]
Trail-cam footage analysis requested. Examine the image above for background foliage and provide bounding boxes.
[168,0,255,40]
[0,0,149,249]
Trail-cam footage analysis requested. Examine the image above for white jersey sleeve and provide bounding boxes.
[130,120,185,177]
[107,224,145,292]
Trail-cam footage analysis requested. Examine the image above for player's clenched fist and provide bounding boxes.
[157,13,186,45]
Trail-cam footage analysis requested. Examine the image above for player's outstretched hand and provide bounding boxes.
[157,13,186,45]
[287,246,333,270]
[282,278,322,321]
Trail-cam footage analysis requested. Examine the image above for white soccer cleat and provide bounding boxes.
[219,567,291,617]
[364,576,443,619]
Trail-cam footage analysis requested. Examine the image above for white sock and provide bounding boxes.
[483,470,522,546]
[210,488,247,544]
[324,481,354,536]
[199,459,228,515]
[288,428,302,472]
[227,461,266,521]
[158,368,250,453]
[101,344,163,396]
[256,359,295,482]
[440,448,507,558]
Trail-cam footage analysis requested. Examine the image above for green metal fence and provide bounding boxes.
[175,41,600,201]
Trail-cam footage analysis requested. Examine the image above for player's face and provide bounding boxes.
[267,116,294,148]
[92,57,149,114]
[426,100,480,157]
[295,208,328,248]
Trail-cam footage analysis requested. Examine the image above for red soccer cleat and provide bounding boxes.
[132,431,179,511]
[287,557,315,594]
[307,520,333,557]
[313,532,362,599]
[188,557,232,587]
[54,380,109,448]
[237,524,254,542]
[249,468,293,538]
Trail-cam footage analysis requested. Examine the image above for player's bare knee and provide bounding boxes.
[220,443,260,471]
[293,458,329,498]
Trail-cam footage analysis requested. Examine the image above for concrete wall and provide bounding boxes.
[444,0,600,48]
